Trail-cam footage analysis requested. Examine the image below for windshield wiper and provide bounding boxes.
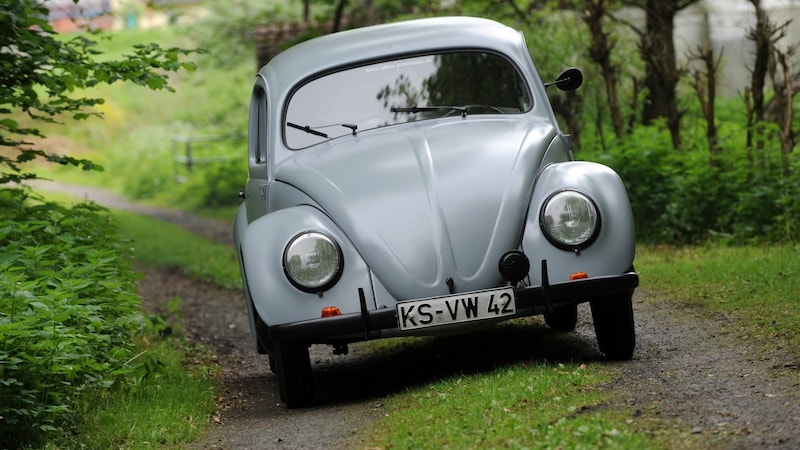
[287,122,359,138]
[287,122,328,138]
[391,105,468,117]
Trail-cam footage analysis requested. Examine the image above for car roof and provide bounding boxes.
[258,16,531,95]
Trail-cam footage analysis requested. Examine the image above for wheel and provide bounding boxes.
[254,315,275,373]
[543,304,578,331]
[271,341,314,408]
[589,290,635,360]
[254,312,314,406]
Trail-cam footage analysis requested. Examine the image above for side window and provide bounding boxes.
[248,83,268,164]
[245,81,270,220]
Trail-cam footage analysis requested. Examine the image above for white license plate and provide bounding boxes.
[397,287,516,331]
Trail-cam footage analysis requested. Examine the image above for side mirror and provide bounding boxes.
[545,67,583,91]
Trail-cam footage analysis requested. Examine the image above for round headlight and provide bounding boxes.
[540,191,600,250]
[283,232,343,292]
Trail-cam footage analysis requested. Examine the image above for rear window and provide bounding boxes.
[285,51,532,149]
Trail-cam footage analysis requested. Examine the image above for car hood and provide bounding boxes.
[275,118,556,300]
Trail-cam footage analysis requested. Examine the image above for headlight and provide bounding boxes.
[283,232,343,292]
[540,190,600,251]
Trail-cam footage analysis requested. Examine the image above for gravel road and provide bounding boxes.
[37,182,800,449]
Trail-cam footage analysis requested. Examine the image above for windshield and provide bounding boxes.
[285,51,532,149]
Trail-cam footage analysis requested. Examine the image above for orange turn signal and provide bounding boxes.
[321,306,342,318]
[569,272,589,280]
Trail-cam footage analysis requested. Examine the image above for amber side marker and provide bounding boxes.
[321,306,342,318]
[569,272,589,280]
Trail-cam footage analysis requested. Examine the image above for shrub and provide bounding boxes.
[580,119,799,245]
[0,189,142,448]
[177,157,247,209]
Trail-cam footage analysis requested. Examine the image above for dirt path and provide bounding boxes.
[37,182,800,449]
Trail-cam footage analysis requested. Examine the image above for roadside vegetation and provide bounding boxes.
[639,244,800,355]
[114,210,240,288]
[2,0,798,449]
[1,2,212,448]
[0,191,216,449]
[365,360,652,449]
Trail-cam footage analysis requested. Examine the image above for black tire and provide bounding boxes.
[589,290,635,360]
[253,312,273,371]
[543,304,578,331]
[271,341,314,408]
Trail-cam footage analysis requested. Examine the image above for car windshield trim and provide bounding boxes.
[284,51,533,149]
[390,105,468,117]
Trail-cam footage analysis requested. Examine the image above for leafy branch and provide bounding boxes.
[0,0,201,185]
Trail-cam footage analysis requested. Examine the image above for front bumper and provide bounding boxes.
[268,263,639,344]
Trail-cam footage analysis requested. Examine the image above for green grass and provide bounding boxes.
[114,210,241,289]
[46,337,216,450]
[365,363,652,449]
[637,244,800,356]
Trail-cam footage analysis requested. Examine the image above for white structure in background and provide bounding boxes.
[674,0,800,96]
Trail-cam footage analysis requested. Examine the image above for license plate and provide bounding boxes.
[397,287,516,331]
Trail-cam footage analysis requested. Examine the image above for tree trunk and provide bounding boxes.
[583,0,624,139]
[332,0,347,32]
[771,51,797,175]
[639,0,682,149]
[746,0,770,169]
[687,11,721,166]
[690,46,722,166]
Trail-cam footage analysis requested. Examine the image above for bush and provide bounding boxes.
[178,158,247,209]
[0,189,143,448]
[580,119,799,245]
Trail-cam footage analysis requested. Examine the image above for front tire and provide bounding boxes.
[590,290,635,360]
[271,341,314,408]
[543,304,578,331]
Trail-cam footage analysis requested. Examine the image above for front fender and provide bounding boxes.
[233,204,263,351]
[239,205,374,328]
[522,161,635,284]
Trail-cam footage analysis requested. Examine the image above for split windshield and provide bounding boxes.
[285,51,532,149]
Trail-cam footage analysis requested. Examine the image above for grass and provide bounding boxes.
[637,244,800,357]
[365,363,651,449]
[114,210,241,289]
[45,337,216,450]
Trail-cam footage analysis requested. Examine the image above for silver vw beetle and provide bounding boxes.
[233,16,638,408]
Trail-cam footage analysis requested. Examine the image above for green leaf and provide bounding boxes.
[0,118,19,129]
